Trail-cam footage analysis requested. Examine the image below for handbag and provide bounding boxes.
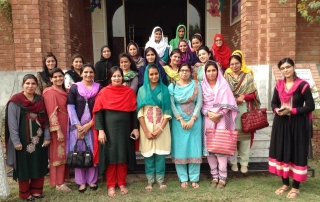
[241,99,269,133]
[67,139,93,168]
[205,115,238,156]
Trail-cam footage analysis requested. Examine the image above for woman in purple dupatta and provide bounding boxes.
[67,64,101,192]
[201,61,238,188]
[178,39,194,65]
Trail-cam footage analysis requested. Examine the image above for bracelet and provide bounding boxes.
[177,117,182,121]
[158,125,164,131]
[192,117,197,121]
[218,112,224,118]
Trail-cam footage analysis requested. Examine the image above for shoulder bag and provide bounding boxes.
[67,139,93,168]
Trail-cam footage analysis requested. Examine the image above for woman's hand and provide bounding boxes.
[14,144,22,150]
[57,129,64,142]
[131,129,140,139]
[194,62,202,67]
[43,140,50,147]
[184,119,195,130]
[276,107,291,116]
[79,122,92,136]
[180,119,187,129]
[208,112,221,123]
[152,128,162,139]
[98,130,107,145]
[145,131,154,140]
[236,95,245,105]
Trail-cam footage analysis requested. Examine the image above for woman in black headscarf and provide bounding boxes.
[94,45,113,87]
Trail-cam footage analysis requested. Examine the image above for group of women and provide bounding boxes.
[1,25,314,201]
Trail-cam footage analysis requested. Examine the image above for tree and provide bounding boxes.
[280,0,320,23]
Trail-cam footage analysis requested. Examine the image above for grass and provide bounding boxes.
[3,159,320,202]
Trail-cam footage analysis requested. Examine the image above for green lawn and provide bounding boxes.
[4,159,320,202]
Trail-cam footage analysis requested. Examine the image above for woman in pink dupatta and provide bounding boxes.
[201,61,238,189]
[43,68,71,192]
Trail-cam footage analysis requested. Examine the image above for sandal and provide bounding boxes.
[108,187,116,197]
[191,182,199,189]
[158,183,167,190]
[211,178,219,188]
[180,181,188,189]
[119,185,129,195]
[275,185,289,195]
[56,184,72,192]
[216,180,226,189]
[145,183,153,192]
[286,188,300,199]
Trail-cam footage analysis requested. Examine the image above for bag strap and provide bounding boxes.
[233,73,246,93]
[73,139,90,152]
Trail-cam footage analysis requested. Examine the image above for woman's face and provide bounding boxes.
[279,62,295,78]
[230,58,241,73]
[50,72,64,88]
[179,65,191,81]
[191,38,202,51]
[170,52,181,66]
[46,56,56,70]
[102,47,111,59]
[23,78,37,94]
[215,37,223,47]
[148,67,159,85]
[154,31,162,42]
[205,65,218,82]
[128,45,138,57]
[72,57,83,71]
[82,67,94,82]
[179,41,188,53]
[111,70,123,86]
[146,50,156,63]
[120,57,131,72]
[198,50,210,63]
[178,27,185,39]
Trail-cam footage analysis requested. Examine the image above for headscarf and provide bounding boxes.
[225,50,253,76]
[127,41,142,63]
[275,77,305,103]
[212,34,232,69]
[145,26,169,58]
[201,61,238,128]
[169,24,188,49]
[137,64,172,116]
[178,39,193,65]
[124,70,138,82]
[94,46,113,87]
[74,81,100,100]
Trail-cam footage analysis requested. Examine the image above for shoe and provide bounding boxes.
[89,184,98,191]
[26,196,35,201]
[240,165,248,173]
[32,194,44,199]
[286,188,300,199]
[211,178,218,188]
[78,185,87,193]
[231,164,238,172]
[216,180,226,189]
[56,184,72,192]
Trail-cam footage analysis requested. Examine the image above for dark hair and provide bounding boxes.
[204,61,219,74]
[119,53,138,72]
[48,68,66,92]
[277,57,297,79]
[144,47,159,64]
[191,34,203,45]
[82,63,95,73]
[168,48,182,65]
[154,28,162,34]
[22,74,38,85]
[42,52,58,79]
[178,62,192,72]
[71,53,84,72]
[197,46,214,60]
[100,45,111,59]
[108,66,124,84]
[229,55,242,66]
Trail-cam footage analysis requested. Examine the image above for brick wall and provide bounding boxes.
[0,12,14,71]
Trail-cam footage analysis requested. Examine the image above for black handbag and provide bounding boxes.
[67,139,93,168]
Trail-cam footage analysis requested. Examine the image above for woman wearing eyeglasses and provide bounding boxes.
[269,58,314,199]
[211,34,231,73]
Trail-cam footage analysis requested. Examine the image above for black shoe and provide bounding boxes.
[90,185,98,191]
[78,186,87,193]
[32,194,44,199]
[26,196,35,201]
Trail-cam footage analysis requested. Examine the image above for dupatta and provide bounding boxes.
[225,50,253,76]
[169,24,188,49]
[145,26,168,58]
[212,34,231,69]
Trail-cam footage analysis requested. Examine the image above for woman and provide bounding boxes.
[94,66,138,197]
[190,34,203,66]
[225,55,260,174]
[169,24,190,50]
[138,47,168,88]
[36,52,58,94]
[137,64,172,191]
[0,135,10,200]
[119,53,139,93]
[127,41,144,68]
[5,74,50,201]
[194,46,214,82]
[178,39,194,65]
[145,26,170,66]
[168,63,202,189]
[201,61,238,188]
[67,64,100,192]
[43,68,71,192]
[269,58,314,199]
[94,45,113,87]
[224,50,253,77]
[163,49,181,84]
[65,53,84,90]
[211,34,231,71]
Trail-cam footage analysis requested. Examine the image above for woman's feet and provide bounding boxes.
[240,165,248,173]
[191,182,199,189]
[32,194,44,199]
[78,184,87,193]
[286,188,300,199]
[89,184,98,191]
[216,180,226,189]
[119,185,129,195]
[25,196,35,201]
[275,185,289,195]
[231,164,238,172]
[145,183,153,192]
[211,178,219,188]
[158,182,167,190]
[108,187,116,197]
[180,181,188,189]
[56,184,72,192]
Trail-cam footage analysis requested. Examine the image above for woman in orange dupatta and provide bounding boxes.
[43,68,71,192]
